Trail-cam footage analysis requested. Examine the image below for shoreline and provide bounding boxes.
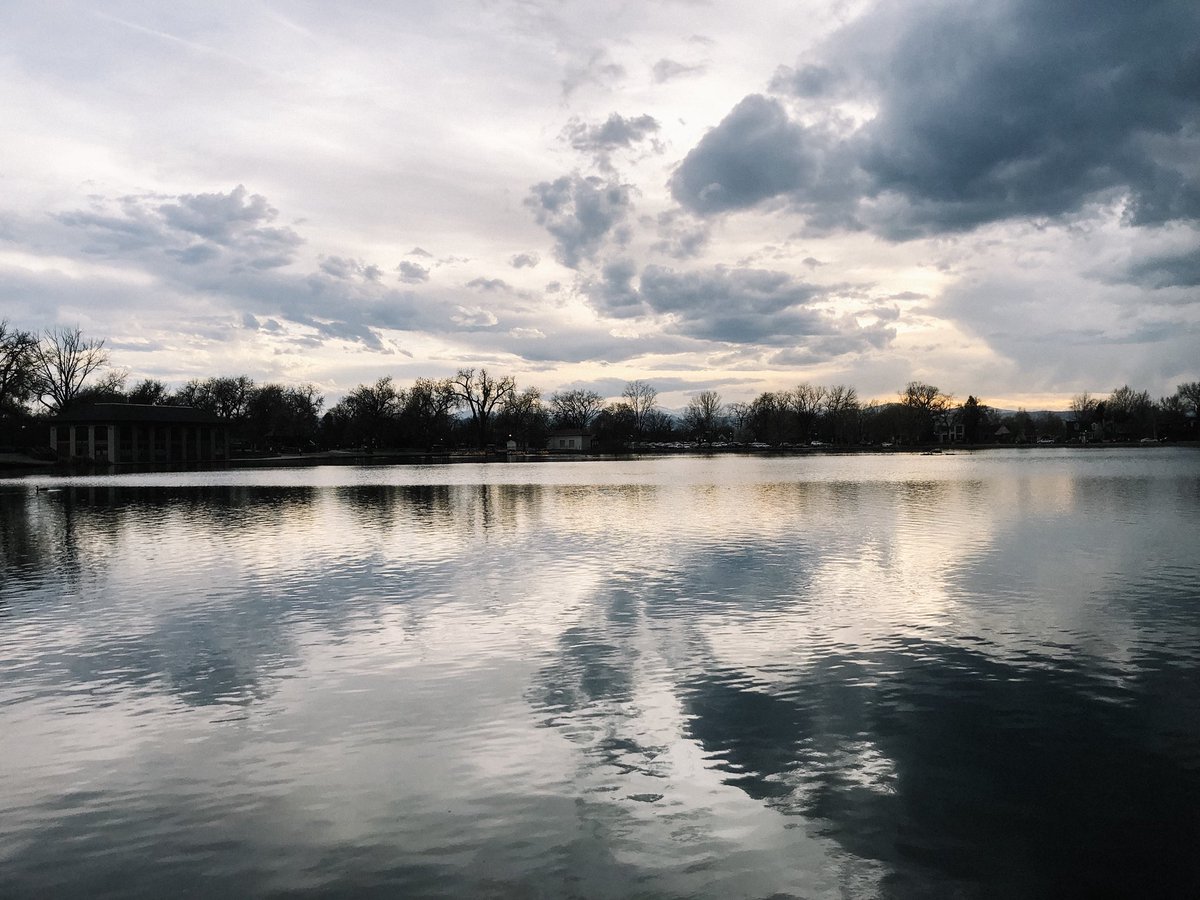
[1,440,1195,480]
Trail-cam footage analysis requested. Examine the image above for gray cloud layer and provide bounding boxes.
[525,174,634,268]
[586,262,894,354]
[672,0,1200,239]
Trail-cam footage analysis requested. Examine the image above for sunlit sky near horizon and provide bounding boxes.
[2,0,1197,410]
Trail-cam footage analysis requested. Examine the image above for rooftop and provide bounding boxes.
[52,403,222,425]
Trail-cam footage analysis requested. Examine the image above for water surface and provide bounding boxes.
[2,449,1198,898]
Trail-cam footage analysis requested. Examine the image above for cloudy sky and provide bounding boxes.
[2,0,1197,409]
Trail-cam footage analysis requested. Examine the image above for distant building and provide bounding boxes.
[51,403,229,464]
[548,429,592,452]
[935,417,965,443]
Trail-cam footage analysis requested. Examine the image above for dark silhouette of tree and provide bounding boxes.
[245,383,324,450]
[1155,392,1191,439]
[1105,385,1154,440]
[176,375,256,422]
[451,368,516,447]
[748,391,789,445]
[550,388,605,429]
[642,409,677,440]
[330,377,401,448]
[1002,407,1035,443]
[622,380,658,436]
[683,390,724,442]
[823,384,859,444]
[1035,411,1065,441]
[77,372,129,407]
[789,383,827,443]
[726,401,752,441]
[1070,392,1101,439]
[900,381,953,443]
[1177,382,1200,414]
[959,395,994,443]
[0,321,39,414]
[125,378,170,405]
[497,386,549,449]
[32,326,111,412]
[399,377,457,448]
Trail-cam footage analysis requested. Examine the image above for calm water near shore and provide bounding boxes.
[2,449,1198,898]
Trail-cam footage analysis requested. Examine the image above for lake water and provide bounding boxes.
[2,449,1198,898]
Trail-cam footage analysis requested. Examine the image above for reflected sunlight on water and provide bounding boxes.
[1,449,1198,898]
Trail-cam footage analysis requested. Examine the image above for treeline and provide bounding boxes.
[682,381,1199,445]
[2,322,1197,452]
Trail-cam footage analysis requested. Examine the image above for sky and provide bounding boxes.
[2,0,1197,410]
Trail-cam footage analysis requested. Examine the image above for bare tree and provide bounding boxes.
[1070,391,1101,436]
[726,401,752,440]
[1105,385,1154,440]
[823,384,859,444]
[176,375,256,421]
[899,381,953,443]
[32,326,111,412]
[622,380,658,435]
[329,376,402,448]
[401,377,458,447]
[788,383,828,442]
[1176,381,1200,415]
[127,378,171,405]
[749,391,789,445]
[498,386,548,449]
[451,368,516,447]
[683,390,724,442]
[550,388,605,429]
[0,320,39,413]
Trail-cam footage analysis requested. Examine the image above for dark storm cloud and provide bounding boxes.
[585,262,895,353]
[637,266,828,344]
[525,174,634,268]
[1125,249,1200,289]
[673,0,1200,238]
[670,95,825,214]
[586,259,643,318]
[396,261,430,284]
[768,63,839,98]
[668,95,864,234]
